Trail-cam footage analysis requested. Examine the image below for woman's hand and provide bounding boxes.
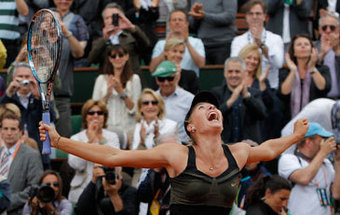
[112,77,124,95]
[87,120,100,143]
[308,48,318,70]
[285,53,297,71]
[140,123,146,146]
[39,121,61,148]
[293,118,309,139]
[259,65,271,91]
[154,119,160,140]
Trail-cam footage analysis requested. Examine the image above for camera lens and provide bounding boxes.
[37,185,55,203]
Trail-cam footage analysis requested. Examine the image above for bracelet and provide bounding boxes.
[120,92,127,100]
[311,68,318,75]
[65,31,73,39]
[55,136,61,148]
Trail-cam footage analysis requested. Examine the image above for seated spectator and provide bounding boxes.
[0,39,6,69]
[211,57,267,143]
[266,0,313,51]
[316,13,340,99]
[68,99,120,204]
[129,0,160,65]
[231,0,284,89]
[131,88,178,186]
[92,44,142,136]
[22,170,72,215]
[150,9,205,76]
[152,61,194,143]
[246,175,292,215]
[278,122,340,215]
[238,44,282,140]
[0,63,55,169]
[0,175,11,215]
[0,114,43,215]
[87,2,150,75]
[75,164,138,215]
[235,140,272,210]
[0,0,28,68]
[279,34,331,124]
[160,37,199,94]
[188,0,237,64]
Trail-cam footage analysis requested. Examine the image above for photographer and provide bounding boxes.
[75,164,138,215]
[0,63,55,169]
[22,170,72,215]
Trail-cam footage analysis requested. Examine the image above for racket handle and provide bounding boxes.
[42,111,51,155]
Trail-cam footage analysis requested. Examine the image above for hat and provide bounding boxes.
[184,91,219,137]
[152,61,177,77]
[305,122,333,138]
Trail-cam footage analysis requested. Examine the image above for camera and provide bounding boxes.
[28,184,55,203]
[100,166,119,185]
[19,79,30,86]
[112,13,119,26]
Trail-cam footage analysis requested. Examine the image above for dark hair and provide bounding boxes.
[103,45,133,88]
[0,114,23,131]
[247,175,292,205]
[287,34,314,65]
[242,0,266,13]
[37,170,64,201]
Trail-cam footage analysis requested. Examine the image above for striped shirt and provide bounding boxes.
[0,0,20,40]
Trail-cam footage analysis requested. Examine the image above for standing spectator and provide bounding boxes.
[76,165,138,215]
[68,99,120,204]
[22,170,72,215]
[128,0,160,65]
[211,57,267,144]
[0,114,43,215]
[316,14,340,99]
[51,2,89,139]
[150,9,205,76]
[279,34,331,124]
[152,61,194,143]
[231,0,284,89]
[246,175,292,215]
[0,0,28,68]
[266,0,313,51]
[92,44,142,137]
[0,63,55,169]
[278,122,340,215]
[188,0,237,64]
[87,2,150,76]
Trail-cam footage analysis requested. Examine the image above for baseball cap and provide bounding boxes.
[152,61,177,77]
[305,122,333,138]
[184,91,219,137]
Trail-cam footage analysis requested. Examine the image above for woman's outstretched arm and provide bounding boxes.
[247,118,309,163]
[39,122,178,169]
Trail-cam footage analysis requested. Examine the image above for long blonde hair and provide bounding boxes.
[238,43,262,80]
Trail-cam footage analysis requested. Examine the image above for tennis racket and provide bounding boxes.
[27,9,63,154]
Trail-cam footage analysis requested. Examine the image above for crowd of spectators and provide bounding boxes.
[0,0,340,214]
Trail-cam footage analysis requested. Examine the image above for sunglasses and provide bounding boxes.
[321,25,336,32]
[157,76,176,82]
[109,52,125,59]
[142,100,159,106]
[87,110,105,115]
[44,182,59,187]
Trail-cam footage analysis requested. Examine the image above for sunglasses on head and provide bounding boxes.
[87,110,105,115]
[109,52,125,59]
[142,100,159,106]
[157,76,175,82]
[44,182,59,187]
[321,25,336,32]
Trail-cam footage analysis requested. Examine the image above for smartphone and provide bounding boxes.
[112,13,119,26]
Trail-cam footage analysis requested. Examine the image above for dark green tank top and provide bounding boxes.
[170,144,241,213]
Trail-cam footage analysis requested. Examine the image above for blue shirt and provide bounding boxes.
[157,87,194,143]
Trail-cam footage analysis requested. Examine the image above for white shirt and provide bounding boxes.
[152,36,205,76]
[279,153,334,215]
[281,98,335,154]
[231,29,284,89]
[283,4,291,43]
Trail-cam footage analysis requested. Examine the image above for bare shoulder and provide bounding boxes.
[228,142,251,170]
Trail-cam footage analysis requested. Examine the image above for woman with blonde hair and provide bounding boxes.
[67,99,120,203]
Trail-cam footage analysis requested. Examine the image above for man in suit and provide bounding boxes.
[0,62,55,169]
[211,56,267,143]
[0,114,43,215]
